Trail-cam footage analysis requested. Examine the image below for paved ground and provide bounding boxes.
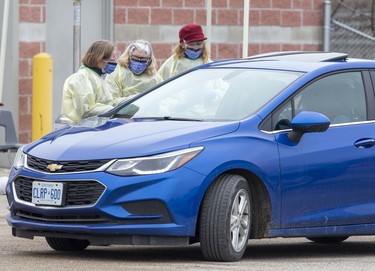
[0,167,9,195]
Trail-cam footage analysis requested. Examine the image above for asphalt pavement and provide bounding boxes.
[0,167,9,195]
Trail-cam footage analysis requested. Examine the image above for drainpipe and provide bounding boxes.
[206,0,212,59]
[323,0,331,52]
[242,0,250,58]
[0,0,10,105]
[73,0,81,72]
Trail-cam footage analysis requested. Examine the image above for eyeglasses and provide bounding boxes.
[103,59,116,64]
[185,41,205,49]
[130,55,149,62]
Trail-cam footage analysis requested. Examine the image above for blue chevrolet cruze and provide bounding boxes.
[6,52,375,261]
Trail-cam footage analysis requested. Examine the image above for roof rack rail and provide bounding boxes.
[246,51,348,62]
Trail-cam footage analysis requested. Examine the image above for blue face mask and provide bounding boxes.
[185,48,203,60]
[103,62,117,74]
[129,60,148,75]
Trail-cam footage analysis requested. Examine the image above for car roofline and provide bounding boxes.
[245,51,349,62]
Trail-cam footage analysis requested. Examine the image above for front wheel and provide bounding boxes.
[46,237,89,251]
[199,174,251,262]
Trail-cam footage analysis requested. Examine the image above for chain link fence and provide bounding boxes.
[330,0,375,59]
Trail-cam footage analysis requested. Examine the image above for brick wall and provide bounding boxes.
[114,0,324,65]
[18,0,46,143]
[18,0,324,143]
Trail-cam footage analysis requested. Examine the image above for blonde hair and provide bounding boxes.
[81,40,115,69]
[118,40,158,75]
[172,43,210,63]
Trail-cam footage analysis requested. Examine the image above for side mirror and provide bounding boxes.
[288,111,330,142]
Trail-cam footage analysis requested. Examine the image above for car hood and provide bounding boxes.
[25,117,240,160]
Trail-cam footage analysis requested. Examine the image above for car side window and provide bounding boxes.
[272,72,367,131]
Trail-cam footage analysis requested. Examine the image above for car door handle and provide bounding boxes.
[354,138,375,149]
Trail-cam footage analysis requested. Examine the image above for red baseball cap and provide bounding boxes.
[179,24,207,43]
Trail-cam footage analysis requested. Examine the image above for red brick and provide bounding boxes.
[173,9,194,25]
[260,10,281,25]
[19,0,29,5]
[31,0,46,4]
[114,8,126,24]
[184,0,205,7]
[162,0,183,7]
[19,96,31,115]
[260,43,282,53]
[244,10,260,26]
[251,0,271,8]
[115,0,137,6]
[19,60,32,77]
[42,6,46,23]
[128,8,150,24]
[151,9,172,24]
[19,42,42,58]
[302,43,322,51]
[19,79,32,95]
[213,0,228,8]
[195,9,208,25]
[208,44,217,59]
[153,43,175,60]
[248,44,261,56]
[116,43,127,53]
[312,0,325,10]
[272,0,292,9]
[282,43,303,51]
[19,6,44,23]
[218,44,240,59]
[293,0,313,9]
[217,9,239,25]
[303,10,322,26]
[139,0,160,7]
[282,10,301,26]
[19,131,31,144]
[230,0,244,9]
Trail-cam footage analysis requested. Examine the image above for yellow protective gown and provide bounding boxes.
[62,66,114,122]
[158,55,211,80]
[105,65,163,105]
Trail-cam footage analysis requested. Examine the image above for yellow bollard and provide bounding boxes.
[32,53,53,141]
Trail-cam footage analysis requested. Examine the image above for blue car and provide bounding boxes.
[6,52,375,261]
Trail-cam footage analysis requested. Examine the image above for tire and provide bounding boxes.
[306,236,349,244]
[199,174,251,262]
[46,237,89,251]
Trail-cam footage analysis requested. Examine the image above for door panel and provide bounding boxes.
[275,71,375,228]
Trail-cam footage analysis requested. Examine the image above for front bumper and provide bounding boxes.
[6,166,207,240]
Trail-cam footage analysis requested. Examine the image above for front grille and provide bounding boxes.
[14,177,105,206]
[27,155,112,173]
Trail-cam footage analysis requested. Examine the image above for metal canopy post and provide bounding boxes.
[73,0,82,72]
[0,0,10,105]
[206,0,212,58]
[242,0,250,58]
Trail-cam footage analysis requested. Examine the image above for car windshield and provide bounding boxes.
[114,68,303,121]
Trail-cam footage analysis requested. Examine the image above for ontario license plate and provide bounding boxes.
[31,181,65,206]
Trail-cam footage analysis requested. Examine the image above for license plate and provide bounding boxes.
[31,181,66,206]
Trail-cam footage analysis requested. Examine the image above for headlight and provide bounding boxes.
[13,146,26,169]
[106,147,204,176]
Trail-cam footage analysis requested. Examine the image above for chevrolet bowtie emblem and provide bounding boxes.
[46,163,63,172]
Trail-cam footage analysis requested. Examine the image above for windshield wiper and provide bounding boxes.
[132,116,203,122]
[163,116,203,121]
